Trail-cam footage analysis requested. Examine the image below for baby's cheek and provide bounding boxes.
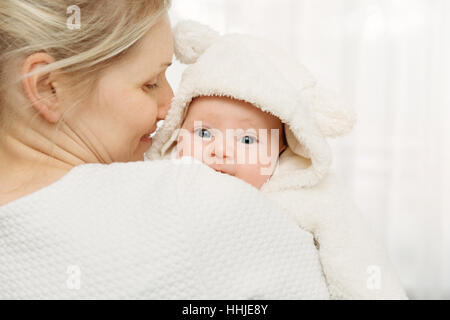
[176,142,186,158]
[176,133,193,158]
[176,136,207,165]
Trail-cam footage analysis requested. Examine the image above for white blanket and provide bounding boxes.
[0,160,330,299]
[146,20,407,300]
[262,149,407,299]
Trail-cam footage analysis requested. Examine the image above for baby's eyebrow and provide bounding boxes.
[237,117,260,129]
[192,120,214,128]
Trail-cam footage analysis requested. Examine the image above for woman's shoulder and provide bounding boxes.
[68,158,242,185]
[0,160,175,211]
[0,158,261,214]
[0,159,330,299]
[67,159,260,200]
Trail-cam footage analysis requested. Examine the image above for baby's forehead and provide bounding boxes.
[185,96,283,129]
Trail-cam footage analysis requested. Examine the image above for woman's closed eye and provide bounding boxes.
[144,82,159,90]
[143,75,159,90]
[144,68,168,91]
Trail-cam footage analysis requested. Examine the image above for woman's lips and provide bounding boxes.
[140,125,158,144]
[140,135,153,143]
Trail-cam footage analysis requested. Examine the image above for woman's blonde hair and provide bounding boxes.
[0,0,171,130]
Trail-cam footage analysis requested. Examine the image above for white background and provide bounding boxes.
[167,0,450,299]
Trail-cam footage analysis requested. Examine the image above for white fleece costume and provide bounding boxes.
[146,21,407,299]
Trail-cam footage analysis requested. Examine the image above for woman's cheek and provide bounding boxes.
[124,100,157,160]
[137,102,159,133]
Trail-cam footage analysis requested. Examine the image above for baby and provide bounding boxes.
[175,95,289,189]
[146,20,407,299]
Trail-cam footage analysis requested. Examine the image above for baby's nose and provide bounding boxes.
[212,137,235,160]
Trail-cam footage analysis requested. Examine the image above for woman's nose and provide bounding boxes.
[157,83,174,121]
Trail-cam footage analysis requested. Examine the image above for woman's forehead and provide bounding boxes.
[116,14,174,73]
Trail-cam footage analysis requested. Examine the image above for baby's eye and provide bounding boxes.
[195,128,213,139]
[240,135,257,144]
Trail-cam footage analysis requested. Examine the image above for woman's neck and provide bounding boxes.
[0,124,84,206]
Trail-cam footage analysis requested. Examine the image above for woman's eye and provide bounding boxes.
[145,83,159,90]
[195,128,212,139]
[240,135,257,144]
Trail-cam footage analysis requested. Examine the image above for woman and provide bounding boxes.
[0,0,329,299]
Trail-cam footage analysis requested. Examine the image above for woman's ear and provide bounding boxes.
[21,52,62,124]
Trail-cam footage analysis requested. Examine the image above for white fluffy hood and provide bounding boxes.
[146,20,356,190]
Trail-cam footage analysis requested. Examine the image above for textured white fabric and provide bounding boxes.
[147,20,406,299]
[0,160,330,299]
[146,20,356,189]
[263,149,407,299]
[169,2,450,299]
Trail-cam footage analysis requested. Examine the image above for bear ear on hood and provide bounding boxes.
[173,20,220,64]
[308,85,357,138]
[173,20,356,138]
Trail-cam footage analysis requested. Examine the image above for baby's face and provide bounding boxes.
[177,96,286,189]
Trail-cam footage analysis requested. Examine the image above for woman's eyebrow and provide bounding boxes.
[146,62,172,79]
